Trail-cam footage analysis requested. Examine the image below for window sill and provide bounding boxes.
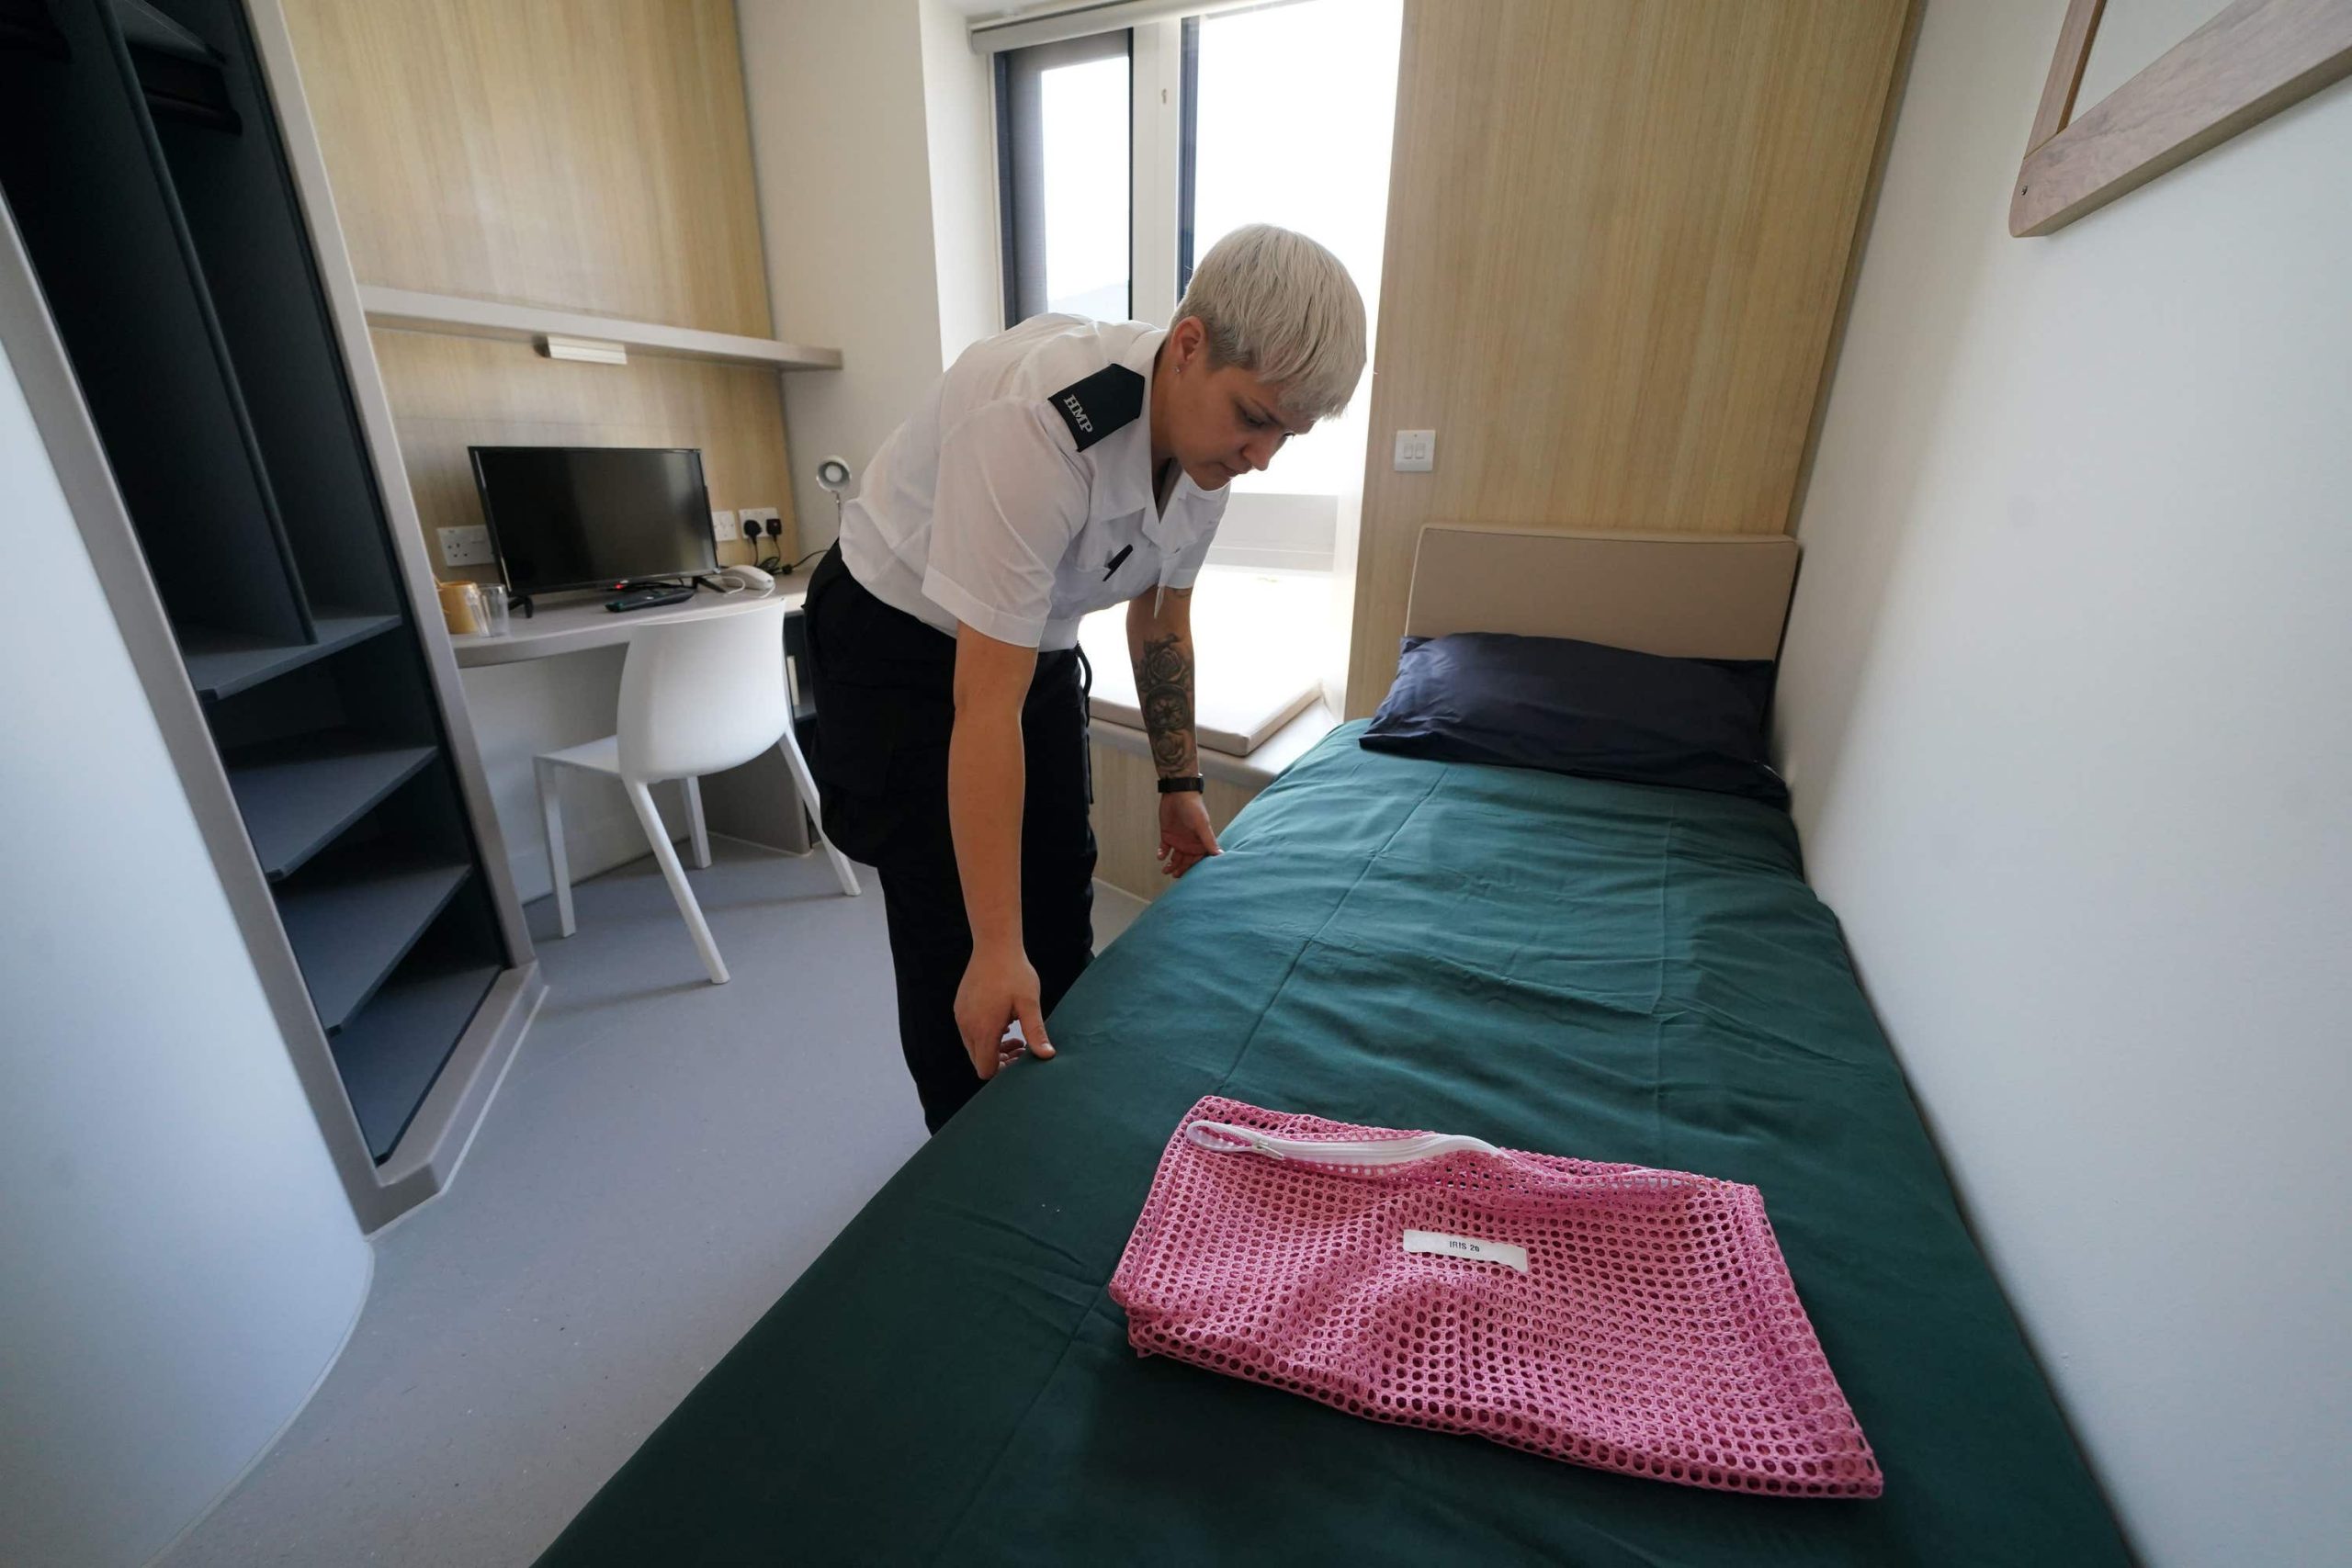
[1091,698,1340,790]
[1079,563,1334,761]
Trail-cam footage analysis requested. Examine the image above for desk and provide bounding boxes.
[450,583,806,669]
[448,584,818,903]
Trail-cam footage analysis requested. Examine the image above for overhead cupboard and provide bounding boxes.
[0,0,539,1230]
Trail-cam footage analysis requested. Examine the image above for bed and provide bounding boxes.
[537,529,2130,1566]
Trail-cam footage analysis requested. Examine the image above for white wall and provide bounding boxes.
[2073,0,2226,117]
[1774,6,2351,1563]
[737,0,999,552]
[0,338,372,1565]
[919,0,1004,368]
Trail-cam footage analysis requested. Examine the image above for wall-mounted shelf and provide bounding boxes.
[226,733,438,880]
[277,845,472,1032]
[357,285,843,371]
[330,951,501,1159]
[182,610,402,699]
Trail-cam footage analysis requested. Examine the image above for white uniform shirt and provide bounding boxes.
[837,316,1228,651]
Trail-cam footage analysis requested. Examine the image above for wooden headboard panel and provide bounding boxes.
[1404,526,1801,661]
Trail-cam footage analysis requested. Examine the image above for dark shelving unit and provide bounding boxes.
[1,0,519,1182]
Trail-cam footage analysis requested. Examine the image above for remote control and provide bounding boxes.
[605,586,695,614]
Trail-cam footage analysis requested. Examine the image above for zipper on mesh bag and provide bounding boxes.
[1182,1119,1702,1199]
[1183,1121,1502,1166]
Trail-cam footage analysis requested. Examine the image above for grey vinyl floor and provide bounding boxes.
[162,840,1148,1568]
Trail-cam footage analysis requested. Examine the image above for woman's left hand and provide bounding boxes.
[1158,792,1222,878]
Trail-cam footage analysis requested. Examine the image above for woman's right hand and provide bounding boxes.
[954,940,1056,1079]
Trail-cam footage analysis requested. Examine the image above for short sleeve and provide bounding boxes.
[1159,494,1227,592]
[1160,525,1217,592]
[922,399,1088,648]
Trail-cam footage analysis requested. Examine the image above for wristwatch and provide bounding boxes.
[1156,774,1205,795]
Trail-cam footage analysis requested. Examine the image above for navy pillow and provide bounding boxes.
[1361,633,1788,806]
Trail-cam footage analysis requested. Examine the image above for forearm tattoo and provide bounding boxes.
[1136,631,1196,776]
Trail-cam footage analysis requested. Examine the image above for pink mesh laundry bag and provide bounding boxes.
[1109,1096,1882,1497]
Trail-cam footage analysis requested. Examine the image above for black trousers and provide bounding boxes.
[801,546,1095,1132]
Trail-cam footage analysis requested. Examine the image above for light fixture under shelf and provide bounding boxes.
[539,333,628,365]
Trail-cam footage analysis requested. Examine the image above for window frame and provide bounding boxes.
[993,6,1376,576]
[1177,17,1200,300]
[993,29,1136,329]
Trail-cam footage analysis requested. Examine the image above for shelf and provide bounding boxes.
[277,844,472,1032]
[330,952,500,1161]
[226,732,438,879]
[449,581,804,667]
[181,610,401,699]
[358,285,843,372]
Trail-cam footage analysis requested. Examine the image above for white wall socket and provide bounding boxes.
[710,509,740,541]
[740,505,780,542]
[437,524,493,567]
[1393,429,1436,472]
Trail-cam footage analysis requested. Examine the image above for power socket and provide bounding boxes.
[437,525,493,567]
[741,505,780,544]
[709,509,741,542]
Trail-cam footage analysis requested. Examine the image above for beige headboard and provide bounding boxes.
[1404,526,1800,661]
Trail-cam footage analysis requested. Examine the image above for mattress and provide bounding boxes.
[537,725,2129,1565]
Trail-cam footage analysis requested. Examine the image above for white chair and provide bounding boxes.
[534,599,858,985]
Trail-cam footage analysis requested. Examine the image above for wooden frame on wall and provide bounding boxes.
[2012,0,2352,235]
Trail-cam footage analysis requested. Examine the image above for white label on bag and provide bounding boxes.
[1403,1229,1528,1274]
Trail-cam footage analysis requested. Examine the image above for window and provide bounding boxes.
[994,3,1404,523]
[995,33,1132,325]
[1182,2,1403,511]
[991,2,1405,745]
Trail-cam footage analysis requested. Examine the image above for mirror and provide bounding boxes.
[2011,0,2352,236]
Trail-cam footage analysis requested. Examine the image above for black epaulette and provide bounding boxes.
[1046,364,1145,453]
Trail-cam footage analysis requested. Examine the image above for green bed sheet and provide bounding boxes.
[539,725,2129,1566]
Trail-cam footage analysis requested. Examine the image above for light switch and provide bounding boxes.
[710,509,741,541]
[1394,429,1436,472]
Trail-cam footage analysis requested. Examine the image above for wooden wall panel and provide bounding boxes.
[371,330,789,578]
[279,0,799,580]
[1344,0,1912,715]
[279,0,772,336]
[1090,739,1255,904]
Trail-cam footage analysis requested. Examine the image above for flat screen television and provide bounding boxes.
[469,446,715,598]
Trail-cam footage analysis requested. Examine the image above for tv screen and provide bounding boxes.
[469,446,715,597]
